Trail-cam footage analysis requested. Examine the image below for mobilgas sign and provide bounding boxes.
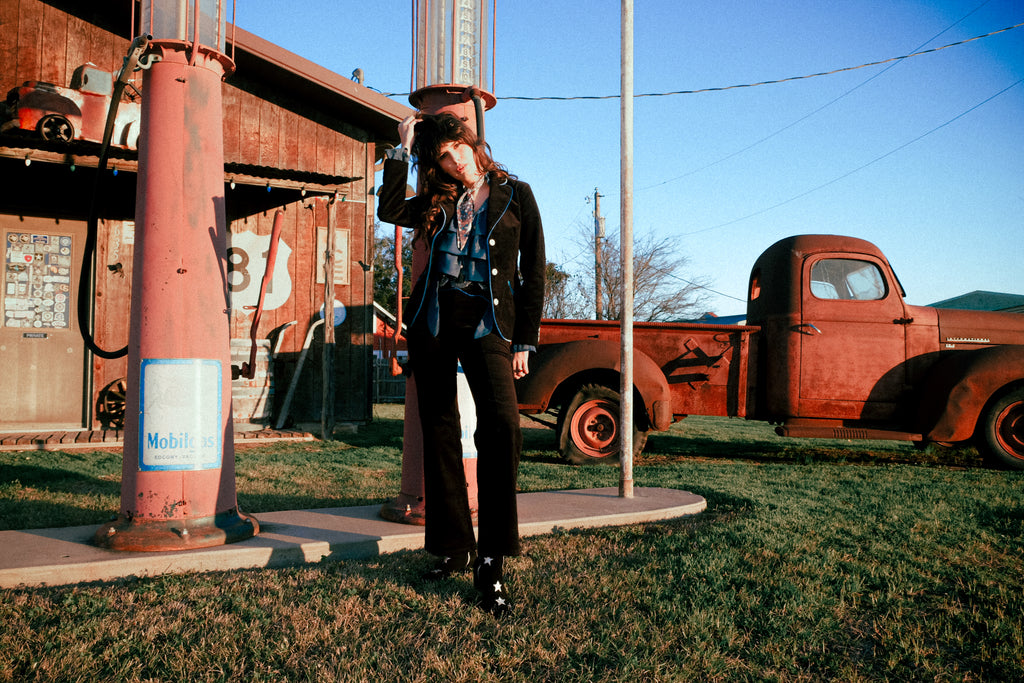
[139,358,222,471]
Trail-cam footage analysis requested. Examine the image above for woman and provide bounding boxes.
[377,113,545,617]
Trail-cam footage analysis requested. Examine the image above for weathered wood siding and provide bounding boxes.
[1,0,378,428]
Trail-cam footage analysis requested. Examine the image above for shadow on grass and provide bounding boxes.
[0,464,119,494]
[344,410,562,463]
[333,416,405,449]
[0,500,115,531]
[641,431,987,469]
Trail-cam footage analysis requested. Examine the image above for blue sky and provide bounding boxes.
[237,1,1022,315]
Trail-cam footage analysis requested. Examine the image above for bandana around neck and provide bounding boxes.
[455,173,488,250]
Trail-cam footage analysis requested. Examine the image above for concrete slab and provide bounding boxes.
[0,487,705,589]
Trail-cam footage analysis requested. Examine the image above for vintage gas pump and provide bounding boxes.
[380,0,496,525]
[95,0,257,550]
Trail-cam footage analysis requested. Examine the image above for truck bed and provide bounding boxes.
[534,319,760,420]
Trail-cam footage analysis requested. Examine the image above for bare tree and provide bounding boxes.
[568,222,713,322]
[543,261,589,320]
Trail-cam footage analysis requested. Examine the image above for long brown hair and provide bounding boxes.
[411,113,512,242]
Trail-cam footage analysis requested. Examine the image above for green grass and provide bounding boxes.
[2,407,1022,681]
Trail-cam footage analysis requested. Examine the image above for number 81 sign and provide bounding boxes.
[226,230,293,315]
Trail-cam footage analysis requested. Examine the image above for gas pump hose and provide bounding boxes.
[78,35,150,359]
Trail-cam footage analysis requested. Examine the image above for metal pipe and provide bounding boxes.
[472,91,485,142]
[235,209,284,380]
[491,0,497,90]
[391,224,404,376]
[450,0,457,86]
[189,0,200,65]
[275,319,325,429]
[619,0,635,499]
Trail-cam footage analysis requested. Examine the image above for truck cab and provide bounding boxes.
[747,235,922,426]
[747,234,1024,466]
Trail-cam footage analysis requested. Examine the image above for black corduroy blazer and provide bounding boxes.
[377,158,546,348]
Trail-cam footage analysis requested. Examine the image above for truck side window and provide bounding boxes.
[810,258,887,301]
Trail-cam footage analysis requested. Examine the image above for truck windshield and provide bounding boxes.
[810,258,887,301]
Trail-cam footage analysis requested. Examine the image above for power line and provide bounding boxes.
[476,22,1023,102]
[681,76,1024,237]
[660,270,746,304]
[636,0,1000,193]
[382,21,1022,102]
[577,74,1022,303]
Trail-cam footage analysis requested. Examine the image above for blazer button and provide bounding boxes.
[489,239,496,246]
[491,268,498,276]
[493,298,500,306]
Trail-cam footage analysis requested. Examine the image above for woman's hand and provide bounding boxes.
[512,350,530,379]
[398,114,417,151]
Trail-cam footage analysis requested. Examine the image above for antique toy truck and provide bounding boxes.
[1,65,139,147]
[516,234,1024,469]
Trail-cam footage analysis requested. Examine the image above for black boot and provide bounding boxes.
[473,555,509,617]
[423,550,477,580]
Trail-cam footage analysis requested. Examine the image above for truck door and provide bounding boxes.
[1,216,88,430]
[798,253,908,422]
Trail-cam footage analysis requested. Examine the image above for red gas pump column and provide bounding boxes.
[95,7,256,550]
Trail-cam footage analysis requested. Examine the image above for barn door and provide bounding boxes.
[0,216,88,430]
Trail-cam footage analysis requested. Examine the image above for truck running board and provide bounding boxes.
[776,424,923,442]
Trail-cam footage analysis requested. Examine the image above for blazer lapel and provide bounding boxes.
[486,179,514,236]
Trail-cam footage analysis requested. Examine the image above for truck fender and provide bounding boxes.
[519,339,674,432]
[916,345,1024,443]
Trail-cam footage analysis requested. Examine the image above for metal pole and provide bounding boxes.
[619,0,635,498]
[594,188,603,320]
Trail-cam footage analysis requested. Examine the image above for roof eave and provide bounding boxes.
[227,25,412,145]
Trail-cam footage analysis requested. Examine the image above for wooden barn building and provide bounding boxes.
[0,0,409,437]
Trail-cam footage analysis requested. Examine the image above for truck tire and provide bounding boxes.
[978,387,1024,470]
[558,384,647,465]
[38,114,74,142]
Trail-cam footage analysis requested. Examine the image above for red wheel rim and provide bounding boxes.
[995,400,1024,459]
[569,398,618,458]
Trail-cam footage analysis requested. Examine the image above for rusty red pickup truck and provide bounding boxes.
[516,234,1024,469]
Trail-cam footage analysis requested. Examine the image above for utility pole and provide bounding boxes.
[593,188,604,320]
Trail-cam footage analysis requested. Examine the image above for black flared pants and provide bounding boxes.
[407,291,522,558]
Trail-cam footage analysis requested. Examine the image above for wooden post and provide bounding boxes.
[321,194,337,440]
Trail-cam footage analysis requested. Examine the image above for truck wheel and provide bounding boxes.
[979,387,1024,470]
[559,384,647,465]
[38,114,74,142]
[96,378,127,430]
